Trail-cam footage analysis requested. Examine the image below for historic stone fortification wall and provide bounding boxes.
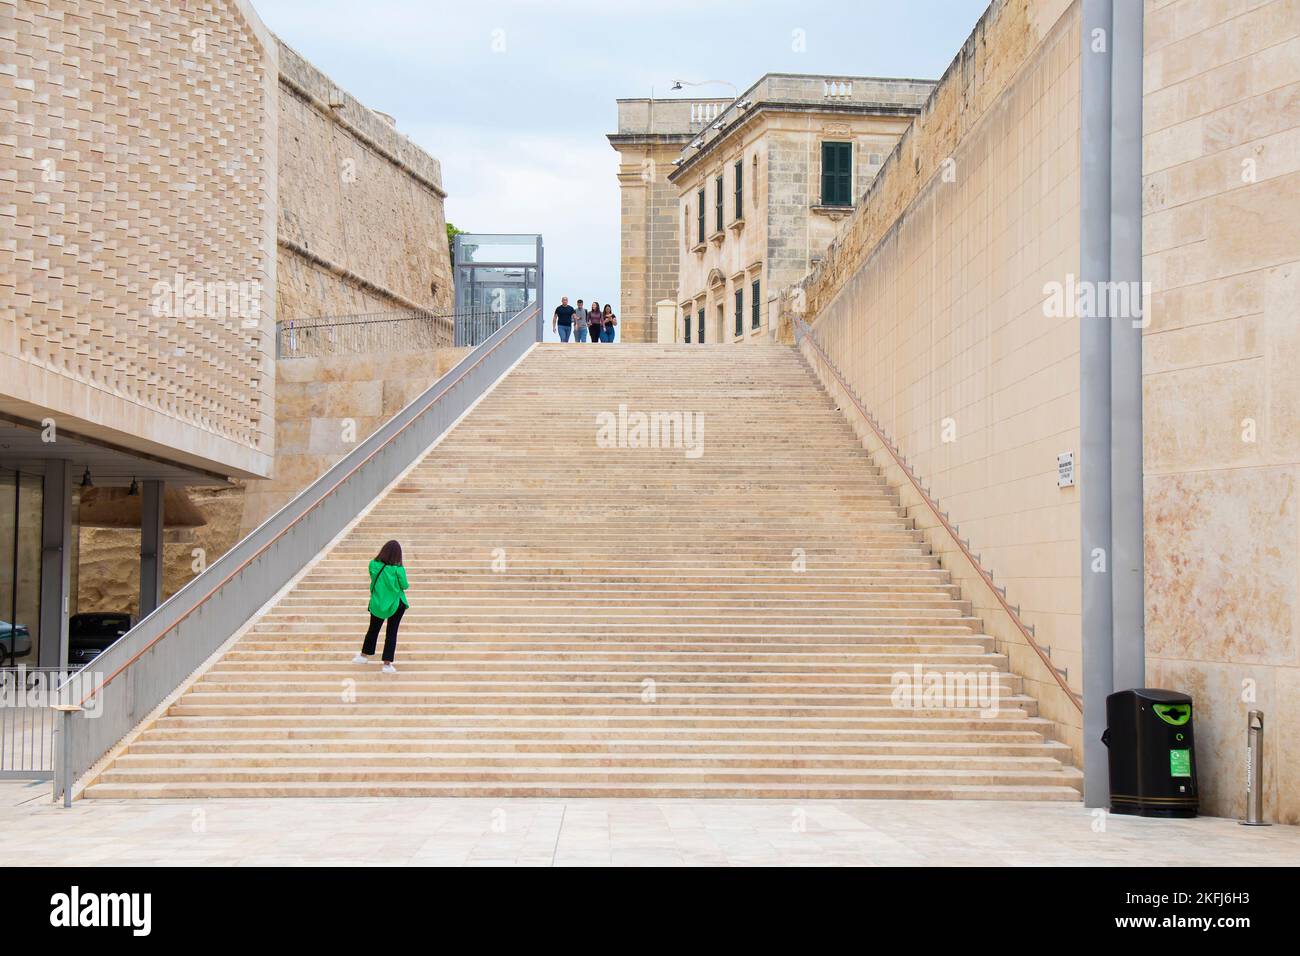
[793,0,1085,758]
[1142,0,1300,823]
[1,0,279,479]
[76,485,247,616]
[276,41,453,321]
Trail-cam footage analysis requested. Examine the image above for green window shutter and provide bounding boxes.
[751,280,761,329]
[715,175,723,233]
[734,159,743,219]
[697,189,705,243]
[734,288,743,337]
[821,141,852,206]
[697,308,705,344]
[683,308,691,343]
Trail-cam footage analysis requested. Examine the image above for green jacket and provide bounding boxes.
[367,559,409,619]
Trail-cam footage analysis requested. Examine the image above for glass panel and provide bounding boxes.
[454,234,538,265]
[456,265,535,315]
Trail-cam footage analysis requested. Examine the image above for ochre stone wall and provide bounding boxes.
[76,485,247,614]
[1142,0,1300,823]
[797,1,1085,760]
[276,41,453,321]
[239,348,466,534]
[613,139,692,343]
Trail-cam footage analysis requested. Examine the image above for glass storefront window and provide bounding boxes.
[0,469,42,666]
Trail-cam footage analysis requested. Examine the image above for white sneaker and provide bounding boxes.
[351,654,370,664]
[382,662,397,675]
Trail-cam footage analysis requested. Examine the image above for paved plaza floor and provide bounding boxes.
[2,781,1295,867]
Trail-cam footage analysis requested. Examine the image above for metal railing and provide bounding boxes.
[54,301,541,804]
[454,309,520,348]
[276,310,456,358]
[2,667,72,779]
[275,308,528,358]
[793,315,1083,712]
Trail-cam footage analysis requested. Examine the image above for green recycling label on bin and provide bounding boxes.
[1170,749,1191,777]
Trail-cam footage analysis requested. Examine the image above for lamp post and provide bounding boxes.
[671,79,738,97]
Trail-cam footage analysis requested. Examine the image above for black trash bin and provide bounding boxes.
[1103,688,1198,818]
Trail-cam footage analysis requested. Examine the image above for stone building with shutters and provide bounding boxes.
[663,74,934,345]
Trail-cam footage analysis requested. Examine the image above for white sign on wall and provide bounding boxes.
[1058,451,1075,488]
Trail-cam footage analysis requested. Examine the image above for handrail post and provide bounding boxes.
[52,703,81,807]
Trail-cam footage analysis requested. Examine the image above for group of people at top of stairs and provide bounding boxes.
[352,539,409,674]
[552,296,618,343]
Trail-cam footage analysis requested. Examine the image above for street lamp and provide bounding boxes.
[670,78,738,96]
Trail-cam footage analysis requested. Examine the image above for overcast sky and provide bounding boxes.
[253,0,990,339]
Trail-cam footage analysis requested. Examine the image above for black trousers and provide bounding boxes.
[361,602,406,662]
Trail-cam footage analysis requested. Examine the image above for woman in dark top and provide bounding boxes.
[353,539,409,674]
[587,300,604,344]
[601,304,618,343]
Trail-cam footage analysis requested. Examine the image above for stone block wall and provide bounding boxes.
[798,0,1085,760]
[276,41,453,321]
[1,0,279,479]
[1142,0,1300,823]
[238,348,465,534]
[614,140,689,343]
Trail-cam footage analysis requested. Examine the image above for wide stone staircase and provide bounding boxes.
[86,344,1082,799]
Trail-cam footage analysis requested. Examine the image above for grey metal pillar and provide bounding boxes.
[1110,0,1145,694]
[1080,0,1114,807]
[139,480,164,618]
[39,460,74,669]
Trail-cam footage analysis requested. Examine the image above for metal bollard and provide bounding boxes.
[1240,709,1270,827]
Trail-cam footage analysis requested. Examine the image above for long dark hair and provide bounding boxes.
[602,304,614,318]
[375,539,403,566]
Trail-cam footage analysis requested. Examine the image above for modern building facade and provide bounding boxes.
[1,0,451,667]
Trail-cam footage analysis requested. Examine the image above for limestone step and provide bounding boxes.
[84,781,1082,800]
[86,344,1076,802]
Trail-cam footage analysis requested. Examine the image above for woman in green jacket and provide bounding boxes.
[353,539,409,674]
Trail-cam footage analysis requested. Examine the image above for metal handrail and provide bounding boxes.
[275,310,458,358]
[793,315,1083,711]
[54,301,542,803]
[278,310,459,330]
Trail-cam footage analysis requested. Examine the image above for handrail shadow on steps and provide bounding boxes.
[792,315,1083,713]
[52,302,542,803]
